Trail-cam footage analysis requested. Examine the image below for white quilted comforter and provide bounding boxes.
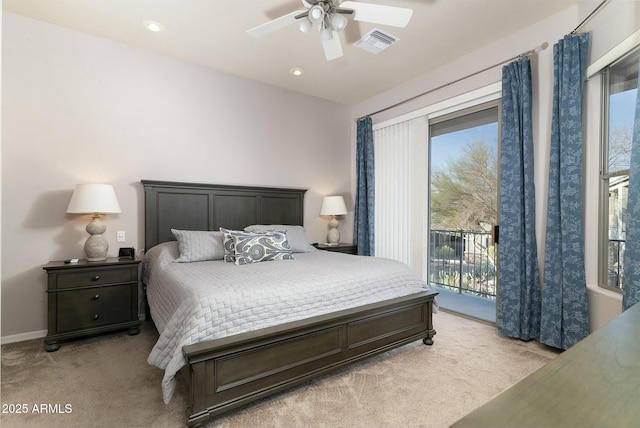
[142,242,431,403]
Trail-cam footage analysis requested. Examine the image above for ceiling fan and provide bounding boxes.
[247,0,413,61]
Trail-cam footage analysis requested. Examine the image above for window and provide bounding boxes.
[600,47,639,292]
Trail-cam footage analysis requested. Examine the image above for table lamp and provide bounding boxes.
[67,184,121,261]
[320,196,347,245]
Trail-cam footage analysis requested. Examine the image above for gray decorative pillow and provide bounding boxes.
[220,227,276,262]
[244,225,317,253]
[171,229,225,262]
[230,229,294,265]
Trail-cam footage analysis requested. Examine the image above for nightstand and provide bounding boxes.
[313,243,358,255]
[43,257,141,352]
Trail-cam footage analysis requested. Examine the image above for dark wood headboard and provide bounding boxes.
[142,180,307,251]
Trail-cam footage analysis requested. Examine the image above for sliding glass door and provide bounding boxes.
[428,101,500,322]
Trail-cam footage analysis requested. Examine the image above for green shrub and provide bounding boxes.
[434,245,455,259]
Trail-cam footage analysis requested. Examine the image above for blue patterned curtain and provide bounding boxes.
[623,65,640,311]
[540,33,590,349]
[497,57,541,340]
[355,117,375,256]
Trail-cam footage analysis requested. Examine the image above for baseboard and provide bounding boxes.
[2,329,47,345]
[439,307,496,327]
[2,313,147,345]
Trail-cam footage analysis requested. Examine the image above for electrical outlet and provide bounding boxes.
[116,231,126,242]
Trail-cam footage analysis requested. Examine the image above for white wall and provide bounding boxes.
[1,12,352,339]
[351,1,640,332]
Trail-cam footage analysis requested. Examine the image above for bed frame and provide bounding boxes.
[142,180,437,426]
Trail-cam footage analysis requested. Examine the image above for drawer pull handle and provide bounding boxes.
[93,294,100,300]
[93,314,99,320]
[92,275,100,281]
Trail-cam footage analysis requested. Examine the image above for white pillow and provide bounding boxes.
[171,229,225,262]
[244,225,317,253]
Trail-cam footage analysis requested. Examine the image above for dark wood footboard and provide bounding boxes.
[182,290,437,426]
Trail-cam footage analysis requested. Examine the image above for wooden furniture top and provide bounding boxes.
[43,257,140,271]
[451,302,640,428]
[313,243,358,254]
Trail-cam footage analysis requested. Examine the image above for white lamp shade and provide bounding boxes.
[66,184,121,214]
[320,196,347,216]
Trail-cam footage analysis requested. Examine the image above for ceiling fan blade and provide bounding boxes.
[339,1,413,28]
[322,31,343,61]
[247,10,306,37]
[334,7,355,16]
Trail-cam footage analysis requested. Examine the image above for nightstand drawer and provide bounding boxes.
[54,268,134,289]
[56,285,132,332]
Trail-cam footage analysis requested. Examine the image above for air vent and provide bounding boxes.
[354,28,399,54]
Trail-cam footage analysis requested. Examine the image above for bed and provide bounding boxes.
[141,180,438,426]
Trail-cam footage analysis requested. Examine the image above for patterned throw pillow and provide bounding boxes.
[229,229,294,265]
[244,225,317,253]
[219,227,237,263]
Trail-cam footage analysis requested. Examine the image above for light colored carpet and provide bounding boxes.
[0,311,559,428]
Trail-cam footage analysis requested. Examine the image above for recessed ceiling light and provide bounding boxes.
[143,20,165,32]
[290,68,304,77]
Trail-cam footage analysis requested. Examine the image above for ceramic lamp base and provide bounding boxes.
[327,216,340,245]
[84,215,108,261]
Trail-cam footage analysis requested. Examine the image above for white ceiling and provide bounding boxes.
[3,0,583,105]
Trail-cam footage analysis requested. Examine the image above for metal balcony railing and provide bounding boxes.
[429,229,496,299]
[429,233,626,298]
[608,239,625,291]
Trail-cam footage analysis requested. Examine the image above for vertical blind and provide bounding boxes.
[373,116,429,279]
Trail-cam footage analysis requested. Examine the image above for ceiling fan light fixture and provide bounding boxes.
[299,18,312,33]
[320,27,333,42]
[330,13,348,32]
[308,5,325,25]
[246,0,414,62]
